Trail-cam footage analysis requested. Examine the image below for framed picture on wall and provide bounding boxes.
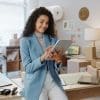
[79,7,89,21]
[63,20,73,31]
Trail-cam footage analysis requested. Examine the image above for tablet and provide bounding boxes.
[51,40,72,54]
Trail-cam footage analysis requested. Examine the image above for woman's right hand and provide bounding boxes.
[40,46,53,62]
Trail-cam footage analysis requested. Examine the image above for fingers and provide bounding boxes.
[45,46,54,59]
[43,49,53,60]
[52,51,63,63]
[46,46,52,51]
[44,46,64,61]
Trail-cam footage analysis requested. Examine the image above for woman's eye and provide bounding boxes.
[46,22,49,25]
[40,22,43,24]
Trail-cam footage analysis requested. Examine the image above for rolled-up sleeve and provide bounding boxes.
[20,38,44,73]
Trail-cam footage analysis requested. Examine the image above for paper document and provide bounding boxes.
[0,73,12,87]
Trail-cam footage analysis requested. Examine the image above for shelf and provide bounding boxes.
[6,46,20,72]
[7,60,20,63]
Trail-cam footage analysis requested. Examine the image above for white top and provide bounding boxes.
[35,32,46,51]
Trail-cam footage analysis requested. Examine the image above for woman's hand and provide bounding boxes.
[52,50,63,64]
[40,46,54,62]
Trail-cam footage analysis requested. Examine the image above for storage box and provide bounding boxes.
[96,62,100,69]
[67,59,91,73]
[87,65,100,78]
[91,58,100,67]
[83,47,96,60]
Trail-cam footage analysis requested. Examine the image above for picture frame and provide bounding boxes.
[63,20,73,30]
[79,7,89,21]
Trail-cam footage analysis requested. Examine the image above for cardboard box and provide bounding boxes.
[83,47,96,60]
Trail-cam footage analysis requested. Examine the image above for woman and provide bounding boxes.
[20,7,68,100]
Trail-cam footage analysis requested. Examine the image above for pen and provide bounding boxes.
[0,84,12,87]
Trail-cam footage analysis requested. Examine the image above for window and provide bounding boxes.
[0,0,25,46]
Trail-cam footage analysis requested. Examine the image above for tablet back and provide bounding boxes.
[52,40,72,54]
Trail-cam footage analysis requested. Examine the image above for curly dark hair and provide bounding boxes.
[22,7,56,37]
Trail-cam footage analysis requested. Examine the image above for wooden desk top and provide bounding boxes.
[10,72,100,92]
[60,72,100,90]
[1,72,100,100]
[60,72,100,100]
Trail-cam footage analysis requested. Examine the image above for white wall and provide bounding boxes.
[27,0,100,56]
[0,1,24,46]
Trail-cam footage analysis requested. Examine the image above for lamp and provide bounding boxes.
[84,28,100,47]
[84,28,100,60]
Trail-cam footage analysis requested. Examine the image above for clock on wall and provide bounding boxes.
[79,7,89,21]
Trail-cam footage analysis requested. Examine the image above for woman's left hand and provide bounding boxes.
[52,50,63,64]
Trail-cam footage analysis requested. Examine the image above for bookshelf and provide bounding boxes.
[6,46,20,72]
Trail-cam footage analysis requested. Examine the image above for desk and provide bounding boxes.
[60,72,100,100]
[1,72,100,100]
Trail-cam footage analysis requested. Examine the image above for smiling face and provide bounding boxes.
[35,15,49,34]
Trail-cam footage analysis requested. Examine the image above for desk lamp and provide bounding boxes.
[84,28,100,60]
